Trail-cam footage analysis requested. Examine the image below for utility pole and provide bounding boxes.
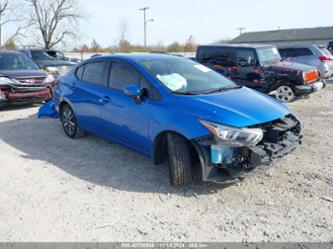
[139,6,153,48]
[237,27,246,35]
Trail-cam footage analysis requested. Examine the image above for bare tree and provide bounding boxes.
[90,39,101,53]
[25,0,82,49]
[0,0,26,47]
[118,18,129,45]
[184,35,197,52]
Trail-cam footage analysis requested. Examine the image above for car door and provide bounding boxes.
[98,61,155,155]
[70,60,110,133]
[232,48,259,87]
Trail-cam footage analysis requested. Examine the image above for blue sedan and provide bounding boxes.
[40,54,302,188]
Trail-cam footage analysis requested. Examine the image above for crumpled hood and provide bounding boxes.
[174,87,291,128]
[0,69,47,79]
[265,61,315,72]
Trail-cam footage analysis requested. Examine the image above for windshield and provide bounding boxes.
[0,53,39,70]
[257,47,281,64]
[31,50,55,60]
[138,56,239,94]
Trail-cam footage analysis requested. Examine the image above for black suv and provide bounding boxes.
[19,48,75,76]
[195,44,326,102]
[46,50,81,63]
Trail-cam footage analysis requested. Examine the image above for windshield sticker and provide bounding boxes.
[272,47,279,54]
[156,73,188,91]
[194,64,212,73]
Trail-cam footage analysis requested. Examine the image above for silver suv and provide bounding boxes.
[278,44,333,79]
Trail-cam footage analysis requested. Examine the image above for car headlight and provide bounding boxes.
[44,66,59,73]
[44,74,55,84]
[199,120,264,147]
[0,76,17,85]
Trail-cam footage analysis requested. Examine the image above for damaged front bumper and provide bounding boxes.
[0,83,51,105]
[192,114,302,184]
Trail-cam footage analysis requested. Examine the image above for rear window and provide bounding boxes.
[293,48,313,56]
[278,48,293,58]
[81,61,109,86]
[279,48,313,57]
[197,47,235,65]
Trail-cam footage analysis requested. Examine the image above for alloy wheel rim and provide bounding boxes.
[63,108,75,135]
[276,86,294,102]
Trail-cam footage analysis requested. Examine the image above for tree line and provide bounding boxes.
[0,0,197,52]
[74,35,197,54]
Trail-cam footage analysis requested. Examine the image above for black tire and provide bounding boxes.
[167,133,193,188]
[60,104,85,138]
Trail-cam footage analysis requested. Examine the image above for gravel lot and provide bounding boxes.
[0,85,332,242]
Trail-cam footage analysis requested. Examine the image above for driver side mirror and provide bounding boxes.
[123,85,142,104]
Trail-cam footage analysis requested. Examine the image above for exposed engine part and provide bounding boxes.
[195,114,302,184]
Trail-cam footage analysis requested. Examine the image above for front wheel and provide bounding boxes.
[167,133,193,188]
[60,104,85,138]
[275,85,295,103]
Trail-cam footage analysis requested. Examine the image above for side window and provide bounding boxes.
[278,49,291,58]
[138,75,162,100]
[76,65,85,80]
[293,48,313,57]
[109,61,161,100]
[216,48,235,64]
[235,49,256,66]
[109,62,139,90]
[196,47,217,63]
[82,61,109,86]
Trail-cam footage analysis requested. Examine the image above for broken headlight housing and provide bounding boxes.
[0,77,15,85]
[0,76,21,86]
[199,120,263,147]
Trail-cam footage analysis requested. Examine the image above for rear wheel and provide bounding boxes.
[60,104,85,138]
[167,133,193,188]
[275,85,295,103]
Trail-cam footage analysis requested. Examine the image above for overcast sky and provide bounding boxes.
[6,0,333,48]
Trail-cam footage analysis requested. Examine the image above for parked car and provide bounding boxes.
[278,44,333,79]
[328,41,333,54]
[19,48,74,76]
[46,50,81,63]
[39,54,302,188]
[0,51,53,106]
[195,44,326,102]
